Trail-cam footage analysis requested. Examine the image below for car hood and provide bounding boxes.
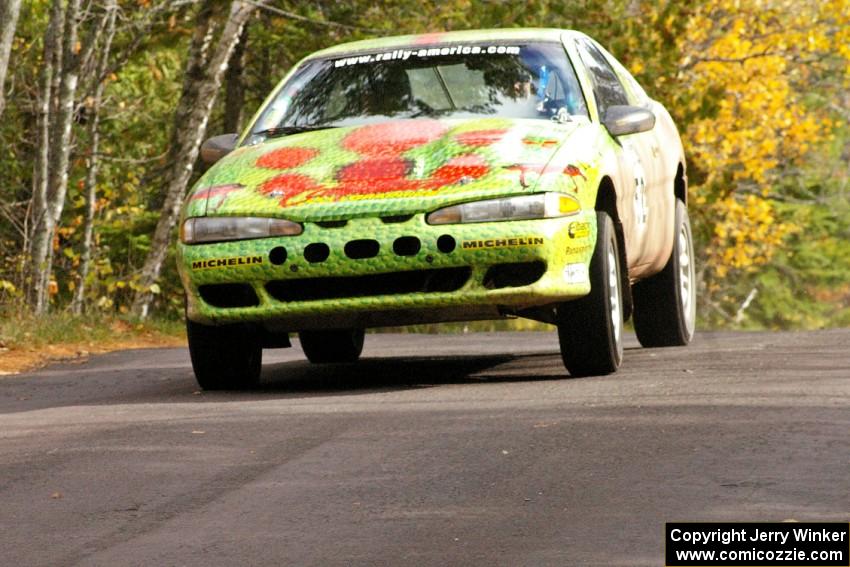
[185,117,582,221]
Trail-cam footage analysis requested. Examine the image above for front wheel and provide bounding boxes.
[557,211,624,377]
[299,328,365,363]
[186,319,262,390]
[632,200,696,347]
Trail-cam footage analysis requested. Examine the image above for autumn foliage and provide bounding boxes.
[0,0,848,328]
[673,0,850,324]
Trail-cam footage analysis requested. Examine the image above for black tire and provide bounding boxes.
[557,211,624,376]
[186,319,262,390]
[299,328,365,363]
[632,200,696,347]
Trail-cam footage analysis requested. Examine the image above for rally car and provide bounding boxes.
[178,28,696,389]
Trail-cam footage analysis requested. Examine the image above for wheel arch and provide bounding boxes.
[674,162,687,205]
[594,175,633,321]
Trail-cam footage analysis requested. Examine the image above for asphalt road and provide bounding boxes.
[1,330,848,566]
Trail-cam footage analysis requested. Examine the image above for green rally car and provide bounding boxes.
[178,28,696,389]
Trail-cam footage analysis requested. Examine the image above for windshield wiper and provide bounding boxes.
[254,124,336,138]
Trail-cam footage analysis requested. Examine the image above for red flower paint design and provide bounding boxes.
[335,157,419,195]
[454,129,508,147]
[252,122,504,206]
[260,173,321,205]
[505,163,547,188]
[522,137,559,147]
[337,157,411,183]
[413,33,446,45]
[342,120,447,156]
[189,184,244,201]
[563,164,587,180]
[430,154,490,186]
[256,147,319,170]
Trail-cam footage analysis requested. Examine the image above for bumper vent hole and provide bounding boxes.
[344,239,379,259]
[304,243,330,263]
[266,267,471,302]
[198,283,259,308]
[437,234,456,254]
[393,236,421,256]
[315,220,348,228]
[483,261,546,289]
[269,246,287,265]
[381,214,413,224]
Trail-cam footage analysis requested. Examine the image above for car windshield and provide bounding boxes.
[247,41,588,142]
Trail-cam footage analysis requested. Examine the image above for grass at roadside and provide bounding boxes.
[398,318,552,333]
[0,312,186,375]
[0,310,571,375]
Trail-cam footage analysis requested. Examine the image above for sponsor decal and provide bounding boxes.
[192,255,264,270]
[563,263,589,284]
[333,45,521,68]
[461,236,544,250]
[564,244,592,255]
[567,221,591,239]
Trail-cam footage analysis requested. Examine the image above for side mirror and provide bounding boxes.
[200,133,239,167]
[602,105,656,136]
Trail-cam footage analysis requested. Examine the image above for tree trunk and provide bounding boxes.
[46,0,82,241]
[29,0,82,314]
[0,0,22,118]
[27,0,63,312]
[131,0,263,319]
[223,23,248,133]
[71,0,118,315]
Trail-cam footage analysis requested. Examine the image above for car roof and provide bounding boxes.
[307,28,585,59]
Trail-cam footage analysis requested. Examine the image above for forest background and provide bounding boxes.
[1,0,849,353]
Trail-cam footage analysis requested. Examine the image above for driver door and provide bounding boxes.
[574,38,659,271]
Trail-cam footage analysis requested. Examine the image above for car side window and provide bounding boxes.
[613,63,648,105]
[575,39,630,116]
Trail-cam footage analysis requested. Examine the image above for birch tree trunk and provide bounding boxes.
[71,0,118,315]
[28,0,82,314]
[27,0,63,312]
[46,0,82,243]
[131,0,263,318]
[0,0,22,118]
[223,24,248,133]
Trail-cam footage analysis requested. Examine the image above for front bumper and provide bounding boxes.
[177,211,597,329]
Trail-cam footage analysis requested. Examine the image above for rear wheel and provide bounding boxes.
[299,328,365,363]
[632,200,696,347]
[557,211,624,376]
[186,319,262,390]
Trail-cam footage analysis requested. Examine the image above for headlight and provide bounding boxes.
[426,193,580,225]
[180,217,303,244]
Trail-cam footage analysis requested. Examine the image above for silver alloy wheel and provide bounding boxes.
[607,240,623,347]
[678,222,696,336]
